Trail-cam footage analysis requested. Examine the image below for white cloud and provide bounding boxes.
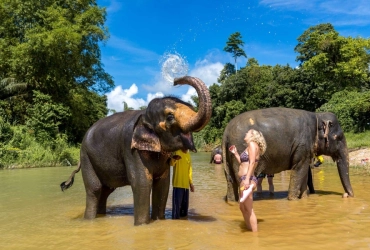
[106,52,224,110]
[190,60,223,87]
[106,84,164,112]
[142,75,176,95]
[182,59,224,103]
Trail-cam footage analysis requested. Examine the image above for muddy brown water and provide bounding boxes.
[1,152,369,250]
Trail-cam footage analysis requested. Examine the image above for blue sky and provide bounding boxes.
[97,0,370,112]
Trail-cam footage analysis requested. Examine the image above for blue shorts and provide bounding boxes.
[257,173,274,178]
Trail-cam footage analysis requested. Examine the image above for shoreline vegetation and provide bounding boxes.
[1,20,370,170]
[1,130,370,169]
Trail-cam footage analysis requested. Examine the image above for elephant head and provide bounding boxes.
[131,76,212,153]
[315,112,354,197]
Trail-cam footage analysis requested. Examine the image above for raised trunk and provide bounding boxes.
[336,139,354,197]
[174,76,212,132]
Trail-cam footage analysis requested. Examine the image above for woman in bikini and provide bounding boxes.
[229,129,267,232]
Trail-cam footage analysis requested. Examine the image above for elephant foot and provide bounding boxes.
[84,211,97,219]
[287,195,300,200]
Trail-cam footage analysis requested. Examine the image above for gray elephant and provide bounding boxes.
[222,107,354,201]
[209,145,223,163]
[60,76,212,225]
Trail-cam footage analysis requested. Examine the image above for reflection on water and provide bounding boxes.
[1,152,370,249]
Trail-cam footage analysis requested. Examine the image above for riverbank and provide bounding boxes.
[2,130,370,169]
[348,147,370,167]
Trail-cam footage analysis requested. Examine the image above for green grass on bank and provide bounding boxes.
[2,130,370,169]
[345,131,370,149]
[0,125,80,169]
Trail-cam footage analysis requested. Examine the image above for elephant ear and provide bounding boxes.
[131,115,161,152]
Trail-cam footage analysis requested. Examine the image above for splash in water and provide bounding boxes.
[160,52,189,83]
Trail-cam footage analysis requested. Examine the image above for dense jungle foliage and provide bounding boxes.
[193,24,370,149]
[0,2,370,168]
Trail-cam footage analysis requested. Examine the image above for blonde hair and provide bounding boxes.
[246,129,267,155]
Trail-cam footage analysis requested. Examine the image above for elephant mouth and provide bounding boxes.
[180,132,197,152]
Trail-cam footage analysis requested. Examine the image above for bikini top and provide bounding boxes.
[240,151,259,163]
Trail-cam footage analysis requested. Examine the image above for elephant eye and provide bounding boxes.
[166,114,175,122]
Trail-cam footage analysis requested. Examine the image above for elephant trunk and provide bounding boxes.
[174,76,212,132]
[335,139,354,197]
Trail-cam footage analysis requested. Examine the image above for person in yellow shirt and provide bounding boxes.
[314,155,324,167]
[170,149,195,219]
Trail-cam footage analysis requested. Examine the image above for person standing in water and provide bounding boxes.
[170,149,195,219]
[213,153,223,164]
[257,173,274,195]
[229,129,267,232]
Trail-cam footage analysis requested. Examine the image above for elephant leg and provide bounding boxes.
[132,181,152,225]
[307,167,315,194]
[151,169,170,220]
[81,157,102,219]
[97,185,115,214]
[288,161,310,200]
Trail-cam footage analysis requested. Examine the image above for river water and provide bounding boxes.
[1,152,369,249]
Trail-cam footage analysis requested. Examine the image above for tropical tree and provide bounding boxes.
[123,102,134,111]
[0,0,114,142]
[218,63,235,84]
[26,91,70,143]
[223,32,247,72]
[318,90,370,132]
[294,23,370,101]
[0,78,27,100]
[294,23,336,65]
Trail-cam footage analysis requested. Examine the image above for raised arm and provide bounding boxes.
[229,145,241,164]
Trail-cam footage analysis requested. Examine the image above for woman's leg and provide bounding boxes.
[239,191,257,232]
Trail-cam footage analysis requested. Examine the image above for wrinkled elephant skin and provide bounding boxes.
[61,76,212,225]
[222,107,354,201]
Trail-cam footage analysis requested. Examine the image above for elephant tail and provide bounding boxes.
[60,162,81,192]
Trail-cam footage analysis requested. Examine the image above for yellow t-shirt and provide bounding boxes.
[170,150,193,189]
[316,155,324,163]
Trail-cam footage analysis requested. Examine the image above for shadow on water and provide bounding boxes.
[106,204,136,216]
[254,189,344,200]
[254,191,288,200]
[187,209,217,222]
[313,190,344,196]
[106,204,217,222]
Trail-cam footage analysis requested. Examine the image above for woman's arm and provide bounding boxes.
[229,145,241,164]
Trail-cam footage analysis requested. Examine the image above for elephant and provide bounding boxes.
[222,107,354,201]
[60,76,212,225]
[209,145,223,163]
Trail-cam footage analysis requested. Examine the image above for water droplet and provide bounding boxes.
[160,52,189,83]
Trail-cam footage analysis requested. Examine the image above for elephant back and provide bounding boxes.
[223,107,317,174]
